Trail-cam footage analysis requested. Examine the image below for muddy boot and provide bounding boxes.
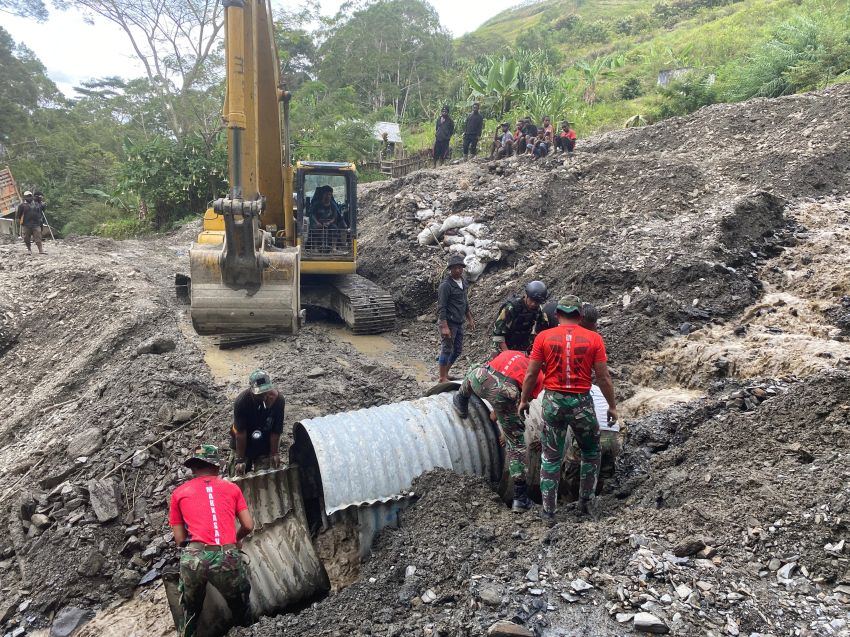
[452,392,469,418]
[539,508,556,527]
[578,496,599,521]
[512,481,533,513]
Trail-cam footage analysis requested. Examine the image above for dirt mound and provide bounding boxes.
[357,84,850,369]
[237,370,850,637]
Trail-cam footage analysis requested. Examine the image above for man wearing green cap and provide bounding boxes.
[518,295,618,523]
[230,370,285,476]
[168,444,254,636]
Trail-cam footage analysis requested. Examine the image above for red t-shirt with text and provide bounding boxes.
[168,476,248,545]
[490,350,544,399]
[529,324,607,393]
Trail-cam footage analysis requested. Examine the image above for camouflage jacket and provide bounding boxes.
[492,296,550,352]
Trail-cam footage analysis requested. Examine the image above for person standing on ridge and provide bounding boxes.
[433,105,455,168]
[453,349,544,512]
[437,254,474,382]
[230,370,284,476]
[518,295,618,523]
[169,445,254,637]
[463,103,484,161]
[492,281,550,354]
[16,191,45,254]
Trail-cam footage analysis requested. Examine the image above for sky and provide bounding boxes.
[4,0,522,97]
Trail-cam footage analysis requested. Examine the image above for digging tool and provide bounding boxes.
[41,210,56,241]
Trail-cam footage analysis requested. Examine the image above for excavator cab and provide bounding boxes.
[296,162,357,270]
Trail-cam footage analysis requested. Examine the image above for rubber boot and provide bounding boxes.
[452,392,469,418]
[539,508,556,527]
[511,481,533,513]
[578,496,599,520]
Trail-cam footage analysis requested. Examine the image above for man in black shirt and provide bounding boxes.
[16,191,45,254]
[432,106,455,168]
[230,369,284,475]
[437,254,475,382]
[463,103,484,161]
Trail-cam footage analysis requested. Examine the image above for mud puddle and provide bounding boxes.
[328,326,432,384]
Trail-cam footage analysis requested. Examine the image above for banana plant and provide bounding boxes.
[466,56,520,115]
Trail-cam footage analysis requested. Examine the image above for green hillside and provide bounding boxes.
[445,0,850,140]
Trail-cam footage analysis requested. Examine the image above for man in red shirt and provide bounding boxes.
[519,295,618,523]
[453,350,544,513]
[169,444,255,637]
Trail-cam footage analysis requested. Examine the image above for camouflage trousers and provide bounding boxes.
[178,545,252,637]
[563,429,623,500]
[460,365,527,482]
[540,390,600,512]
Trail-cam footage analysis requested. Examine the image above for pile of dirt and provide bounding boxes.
[357,84,850,371]
[238,370,850,637]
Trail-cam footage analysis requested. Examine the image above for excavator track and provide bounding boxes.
[331,274,396,334]
[302,273,395,334]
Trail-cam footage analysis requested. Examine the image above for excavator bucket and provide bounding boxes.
[190,243,300,335]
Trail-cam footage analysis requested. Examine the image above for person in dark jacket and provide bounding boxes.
[433,106,455,168]
[16,191,45,254]
[463,103,484,161]
[437,254,475,382]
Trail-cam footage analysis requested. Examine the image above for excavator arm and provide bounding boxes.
[188,0,301,335]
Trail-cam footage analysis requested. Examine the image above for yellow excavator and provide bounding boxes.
[184,0,395,336]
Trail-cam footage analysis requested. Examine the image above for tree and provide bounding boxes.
[467,56,519,115]
[0,0,47,20]
[318,0,451,122]
[61,0,225,137]
[274,1,319,90]
[0,27,62,144]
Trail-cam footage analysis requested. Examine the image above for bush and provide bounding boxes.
[97,217,151,240]
[618,77,645,100]
[726,13,850,101]
[656,71,719,118]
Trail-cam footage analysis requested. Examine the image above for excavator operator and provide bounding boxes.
[308,185,348,251]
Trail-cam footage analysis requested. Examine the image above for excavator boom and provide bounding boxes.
[188,0,300,335]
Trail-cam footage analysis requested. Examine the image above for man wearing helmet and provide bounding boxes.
[492,281,550,354]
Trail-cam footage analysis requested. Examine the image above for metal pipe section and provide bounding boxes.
[290,392,504,526]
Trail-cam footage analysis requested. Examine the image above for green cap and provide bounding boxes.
[184,444,221,468]
[556,295,582,314]
[249,369,274,395]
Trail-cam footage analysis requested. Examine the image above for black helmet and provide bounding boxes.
[525,281,548,303]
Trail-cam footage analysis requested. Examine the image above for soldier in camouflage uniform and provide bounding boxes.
[168,445,255,636]
[492,281,550,354]
[519,296,618,523]
[563,385,625,500]
[453,350,544,512]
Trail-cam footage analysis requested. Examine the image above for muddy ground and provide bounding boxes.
[0,84,849,636]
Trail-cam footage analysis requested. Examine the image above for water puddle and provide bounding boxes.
[328,327,432,384]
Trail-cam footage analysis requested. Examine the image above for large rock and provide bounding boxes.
[66,427,103,458]
[77,550,106,577]
[135,336,176,355]
[634,612,669,634]
[487,621,534,637]
[87,478,120,523]
[50,606,93,637]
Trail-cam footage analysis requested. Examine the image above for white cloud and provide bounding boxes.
[4,0,522,97]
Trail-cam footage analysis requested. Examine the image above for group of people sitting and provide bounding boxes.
[490,116,577,160]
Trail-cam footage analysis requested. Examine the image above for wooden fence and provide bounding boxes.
[359,150,431,179]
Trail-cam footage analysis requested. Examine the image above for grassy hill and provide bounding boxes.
[441,0,850,141]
